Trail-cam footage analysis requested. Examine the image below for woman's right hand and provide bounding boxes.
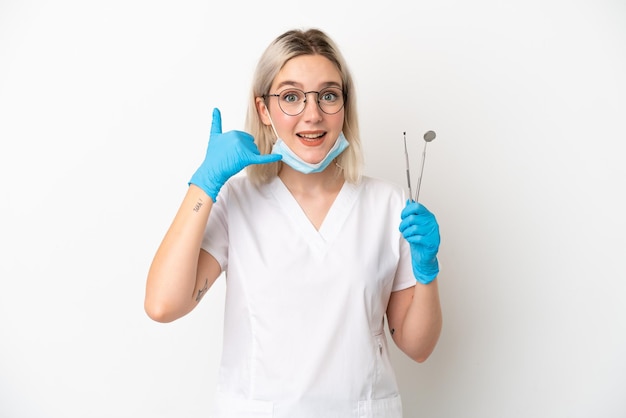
[189,108,282,201]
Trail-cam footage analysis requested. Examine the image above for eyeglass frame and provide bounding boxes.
[262,87,347,116]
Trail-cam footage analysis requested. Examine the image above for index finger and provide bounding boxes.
[401,201,432,219]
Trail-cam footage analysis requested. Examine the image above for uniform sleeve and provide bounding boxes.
[392,235,416,292]
[391,183,417,292]
[201,182,230,272]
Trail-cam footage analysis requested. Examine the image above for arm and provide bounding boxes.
[387,281,442,363]
[389,200,443,362]
[144,108,281,323]
[144,185,222,323]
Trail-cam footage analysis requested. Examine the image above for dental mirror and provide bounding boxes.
[423,130,436,142]
[403,130,437,202]
[414,130,436,202]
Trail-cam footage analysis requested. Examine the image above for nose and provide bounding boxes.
[302,92,323,121]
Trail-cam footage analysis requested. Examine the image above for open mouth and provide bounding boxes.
[297,132,326,145]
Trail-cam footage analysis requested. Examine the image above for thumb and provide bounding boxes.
[211,108,222,135]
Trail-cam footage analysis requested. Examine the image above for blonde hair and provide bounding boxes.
[245,28,363,185]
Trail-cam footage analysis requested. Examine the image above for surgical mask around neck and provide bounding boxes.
[268,119,349,174]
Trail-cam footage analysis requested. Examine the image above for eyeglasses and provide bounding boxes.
[263,87,345,116]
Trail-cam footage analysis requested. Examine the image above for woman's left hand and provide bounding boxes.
[399,200,440,284]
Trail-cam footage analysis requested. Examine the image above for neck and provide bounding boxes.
[278,163,344,195]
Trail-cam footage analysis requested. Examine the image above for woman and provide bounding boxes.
[145,28,442,418]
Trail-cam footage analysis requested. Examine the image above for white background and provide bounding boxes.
[1,0,625,417]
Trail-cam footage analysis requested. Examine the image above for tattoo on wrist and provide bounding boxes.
[193,199,204,212]
[196,279,209,302]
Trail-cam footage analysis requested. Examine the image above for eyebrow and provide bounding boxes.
[274,80,343,90]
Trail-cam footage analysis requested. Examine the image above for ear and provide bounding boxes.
[256,97,272,126]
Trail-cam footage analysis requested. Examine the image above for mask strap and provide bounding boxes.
[266,113,280,144]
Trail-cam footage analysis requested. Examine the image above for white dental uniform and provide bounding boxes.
[201,175,416,418]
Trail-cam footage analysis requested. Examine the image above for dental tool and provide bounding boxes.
[403,132,413,200]
[404,130,437,202]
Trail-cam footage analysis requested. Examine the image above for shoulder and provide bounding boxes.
[358,176,406,200]
[225,172,253,188]
[353,176,408,216]
[219,173,275,203]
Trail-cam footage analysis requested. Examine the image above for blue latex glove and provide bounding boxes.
[399,200,440,284]
[189,108,282,201]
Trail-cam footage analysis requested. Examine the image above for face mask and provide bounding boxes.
[268,117,350,174]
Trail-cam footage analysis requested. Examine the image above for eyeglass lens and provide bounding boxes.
[275,87,344,116]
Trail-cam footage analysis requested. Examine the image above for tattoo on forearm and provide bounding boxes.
[193,199,204,212]
[196,279,209,302]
